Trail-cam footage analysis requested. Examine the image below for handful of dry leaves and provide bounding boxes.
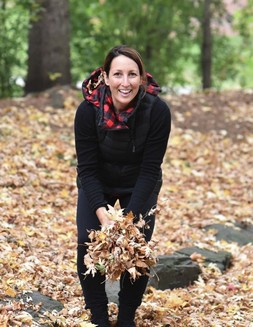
[84,206,157,281]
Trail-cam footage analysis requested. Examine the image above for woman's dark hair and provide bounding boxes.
[103,45,147,83]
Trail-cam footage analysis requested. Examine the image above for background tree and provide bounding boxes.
[25,0,71,93]
[201,0,212,89]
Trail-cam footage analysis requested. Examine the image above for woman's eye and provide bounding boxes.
[112,72,138,78]
[129,72,138,77]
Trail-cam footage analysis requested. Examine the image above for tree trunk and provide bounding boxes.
[201,0,212,89]
[25,0,71,93]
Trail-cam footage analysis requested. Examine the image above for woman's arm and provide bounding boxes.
[126,97,171,215]
[74,101,108,213]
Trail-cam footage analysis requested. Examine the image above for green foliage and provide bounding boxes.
[211,36,241,89]
[69,0,201,88]
[0,0,43,98]
[234,0,253,39]
[69,0,102,83]
[48,72,62,82]
[1,0,252,99]
[0,1,29,97]
[232,0,253,87]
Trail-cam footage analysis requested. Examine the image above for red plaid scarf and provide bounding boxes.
[82,67,161,130]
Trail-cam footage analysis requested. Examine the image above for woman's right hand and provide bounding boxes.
[96,207,114,227]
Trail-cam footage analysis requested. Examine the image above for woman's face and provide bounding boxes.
[104,55,142,111]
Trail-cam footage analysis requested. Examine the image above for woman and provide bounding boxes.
[75,45,171,327]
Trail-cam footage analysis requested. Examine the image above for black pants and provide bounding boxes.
[76,186,160,317]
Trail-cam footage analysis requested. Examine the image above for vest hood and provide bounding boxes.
[82,67,161,107]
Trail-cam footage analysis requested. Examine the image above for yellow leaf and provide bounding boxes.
[60,189,69,198]
[17,239,26,246]
[167,293,186,308]
[5,287,17,297]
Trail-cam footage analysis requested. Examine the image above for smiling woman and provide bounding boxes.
[74,45,171,327]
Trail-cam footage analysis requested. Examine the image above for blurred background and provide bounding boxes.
[0,0,252,98]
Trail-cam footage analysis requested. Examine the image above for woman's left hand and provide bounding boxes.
[96,207,114,227]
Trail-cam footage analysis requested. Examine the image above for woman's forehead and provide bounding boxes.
[110,55,139,71]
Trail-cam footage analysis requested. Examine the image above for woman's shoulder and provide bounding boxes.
[142,93,170,113]
[143,92,168,104]
[76,100,97,117]
[75,100,98,130]
[156,95,170,108]
[77,99,96,110]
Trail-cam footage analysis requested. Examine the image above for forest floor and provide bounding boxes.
[0,87,252,326]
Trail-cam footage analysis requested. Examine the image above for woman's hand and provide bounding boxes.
[96,207,114,227]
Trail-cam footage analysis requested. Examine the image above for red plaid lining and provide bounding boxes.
[82,67,160,130]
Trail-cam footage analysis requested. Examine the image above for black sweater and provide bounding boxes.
[74,95,171,214]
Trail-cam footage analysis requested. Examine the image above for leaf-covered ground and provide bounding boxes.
[0,88,252,326]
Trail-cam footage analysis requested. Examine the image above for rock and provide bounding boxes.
[106,254,201,301]
[106,245,233,300]
[205,223,253,246]
[47,87,65,108]
[20,291,64,314]
[106,280,120,304]
[176,246,232,272]
[106,254,201,302]
[0,291,65,326]
[148,254,201,290]
[50,91,64,108]
[235,221,253,233]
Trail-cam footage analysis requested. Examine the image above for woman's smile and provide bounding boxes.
[118,89,132,98]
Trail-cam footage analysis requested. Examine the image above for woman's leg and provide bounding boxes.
[76,188,116,326]
[117,187,160,326]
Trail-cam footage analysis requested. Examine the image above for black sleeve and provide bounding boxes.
[125,97,171,215]
[74,101,108,212]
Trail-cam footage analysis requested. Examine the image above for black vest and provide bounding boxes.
[95,93,158,190]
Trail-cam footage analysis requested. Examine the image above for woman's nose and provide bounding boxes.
[121,75,130,86]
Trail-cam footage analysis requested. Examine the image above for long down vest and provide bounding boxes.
[96,92,160,191]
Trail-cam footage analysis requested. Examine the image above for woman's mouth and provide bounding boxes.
[119,89,131,95]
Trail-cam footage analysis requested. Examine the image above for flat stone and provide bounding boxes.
[48,88,65,108]
[19,291,64,313]
[176,246,232,272]
[106,280,120,304]
[106,244,233,298]
[148,254,201,290]
[205,223,253,246]
[106,254,201,301]
[0,291,64,327]
[235,221,253,233]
